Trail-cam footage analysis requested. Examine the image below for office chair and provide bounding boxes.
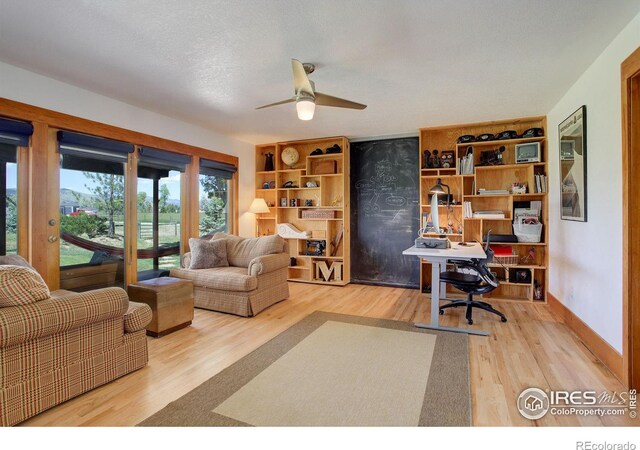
[438,232,507,325]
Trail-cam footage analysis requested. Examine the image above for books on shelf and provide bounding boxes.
[534,173,547,193]
[463,201,473,219]
[472,210,505,219]
[477,188,509,195]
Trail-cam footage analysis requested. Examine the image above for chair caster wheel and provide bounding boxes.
[501,317,507,322]
[439,310,444,315]
[467,319,473,325]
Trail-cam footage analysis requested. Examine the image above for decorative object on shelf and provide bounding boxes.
[304,199,313,206]
[521,247,536,264]
[514,269,532,284]
[479,146,506,165]
[262,182,270,189]
[440,150,455,168]
[476,133,494,141]
[460,146,474,174]
[430,149,440,168]
[534,281,543,300]
[314,260,343,282]
[330,194,342,207]
[281,146,299,168]
[290,257,297,267]
[495,130,518,140]
[304,240,326,256]
[559,105,587,222]
[280,198,288,207]
[521,127,544,138]
[423,149,432,168]
[305,180,318,188]
[515,142,541,164]
[326,143,342,154]
[511,182,527,194]
[264,152,274,172]
[290,198,301,207]
[301,209,336,219]
[277,223,311,239]
[457,134,475,144]
[282,180,298,188]
[310,148,323,156]
[330,222,344,256]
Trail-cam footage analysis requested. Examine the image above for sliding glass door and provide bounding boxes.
[199,158,236,236]
[136,147,190,279]
[58,131,133,291]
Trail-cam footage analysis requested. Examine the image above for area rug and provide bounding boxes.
[138,311,470,427]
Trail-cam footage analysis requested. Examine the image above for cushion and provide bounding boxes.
[0,254,34,270]
[223,234,286,268]
[188,237,229,269]
[170,266,258,292]
[0,265,51,307]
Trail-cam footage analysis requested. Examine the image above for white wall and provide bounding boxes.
[547,12,640,353]
[0,61,256,237]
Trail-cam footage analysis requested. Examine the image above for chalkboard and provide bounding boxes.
[350,137,420,288]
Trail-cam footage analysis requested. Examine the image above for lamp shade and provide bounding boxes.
[296,99,315,120]
[249,198,270,214]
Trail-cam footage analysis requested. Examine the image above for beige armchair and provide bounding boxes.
[0,262,152,426]
[170,234,290,317]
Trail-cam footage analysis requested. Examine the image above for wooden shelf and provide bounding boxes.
[256,170,276,175]
[257,137,350,286]
[419,115,548,303]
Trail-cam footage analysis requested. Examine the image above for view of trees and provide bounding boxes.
[199,175,228,234]
[76,172,125,238]
[6,194,16,235]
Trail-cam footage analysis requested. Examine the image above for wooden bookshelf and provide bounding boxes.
[418,116,548,303]
[255,137,350,286]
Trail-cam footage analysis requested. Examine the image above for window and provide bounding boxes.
[136,147,191,278]
[0,118,33,256]
[58,131,133,291]
[199,158,236,236]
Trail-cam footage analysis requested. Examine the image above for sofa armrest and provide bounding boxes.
[248,253,290,277]
[0,287,129,349]
[124,301,153,333]
[182,252,191,268]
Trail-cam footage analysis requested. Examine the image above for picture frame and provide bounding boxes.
[558,105,587,222]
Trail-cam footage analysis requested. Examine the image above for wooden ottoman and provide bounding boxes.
[127,277,194,337]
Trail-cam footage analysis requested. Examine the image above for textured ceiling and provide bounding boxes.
[0,0,639,144]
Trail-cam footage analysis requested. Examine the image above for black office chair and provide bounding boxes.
[438,232,507,325]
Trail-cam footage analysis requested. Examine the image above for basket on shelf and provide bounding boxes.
[301,209,336,219]
[494,253,519,266]
[513,222,543,243]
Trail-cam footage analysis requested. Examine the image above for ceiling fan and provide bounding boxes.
[256,59,367,121]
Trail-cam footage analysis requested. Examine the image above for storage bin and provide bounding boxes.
[301,209,336,219]
[494,253,519,266]
[513,222,543,243]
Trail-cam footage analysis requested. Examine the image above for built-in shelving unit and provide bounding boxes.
[255,137,350,286]
[419,116,548,303]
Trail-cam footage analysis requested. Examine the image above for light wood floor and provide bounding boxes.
[22,282,633,426]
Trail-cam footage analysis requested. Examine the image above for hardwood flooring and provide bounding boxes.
[21,282,634,426]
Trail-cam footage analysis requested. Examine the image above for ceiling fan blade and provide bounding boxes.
[314,92,367,110]
[255,98,296,109]
[291,59,314,96]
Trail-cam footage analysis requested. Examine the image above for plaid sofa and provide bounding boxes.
[0,286,152,426]
[170,234,289,317]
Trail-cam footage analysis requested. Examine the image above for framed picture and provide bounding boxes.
[558,105,587,221]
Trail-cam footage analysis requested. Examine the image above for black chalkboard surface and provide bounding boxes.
[350,137,420,288]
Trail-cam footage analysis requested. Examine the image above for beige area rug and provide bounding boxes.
[139,312,470,427]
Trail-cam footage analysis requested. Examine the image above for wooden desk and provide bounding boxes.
[403,242,488,336]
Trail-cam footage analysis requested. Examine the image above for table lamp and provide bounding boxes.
[249,198,271,236]
[429,178,451,208]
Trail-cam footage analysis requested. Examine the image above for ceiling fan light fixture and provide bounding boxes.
[296,98,315,120]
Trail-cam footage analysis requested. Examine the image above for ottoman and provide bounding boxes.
[127,277,194,337]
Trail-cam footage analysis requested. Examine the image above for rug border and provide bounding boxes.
[138,311,471,427]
